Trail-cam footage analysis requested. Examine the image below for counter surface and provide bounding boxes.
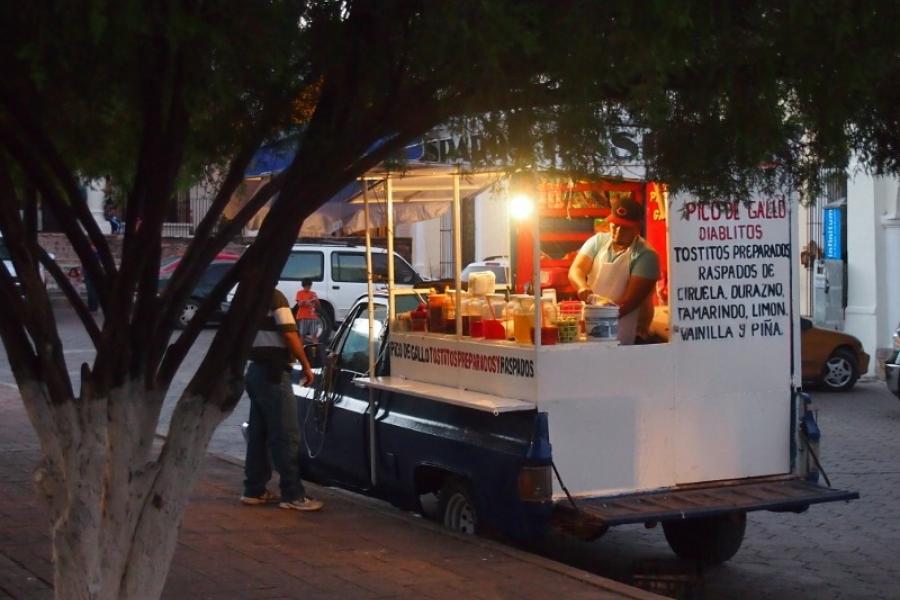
[353,376,536,415]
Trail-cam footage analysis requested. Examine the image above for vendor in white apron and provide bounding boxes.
[568,196,660,345]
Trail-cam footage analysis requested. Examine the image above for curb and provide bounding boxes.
[205,449,662,600]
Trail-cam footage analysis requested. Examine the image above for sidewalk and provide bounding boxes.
[0,387,658,600]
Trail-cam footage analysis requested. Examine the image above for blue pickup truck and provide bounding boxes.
[285,292,857,565]
[294,292,554,539]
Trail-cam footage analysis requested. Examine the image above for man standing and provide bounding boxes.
[568,196,660,345]
[241,289,323,511]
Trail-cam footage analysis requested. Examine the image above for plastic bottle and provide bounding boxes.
[411,303,428,332]
[512,296,535,344]
[481,295,506,339]
[463,297,484,337]
[428,292,449,333]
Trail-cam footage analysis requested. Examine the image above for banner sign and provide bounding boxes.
[669,195,792,344]
[823,207,842,260]
[389,332,537,401]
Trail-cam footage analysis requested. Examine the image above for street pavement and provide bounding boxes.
[0,305,653,599]
[526,380,900,600]
[2,304,899,598]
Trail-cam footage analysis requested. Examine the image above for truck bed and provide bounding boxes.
[552,476,858,538]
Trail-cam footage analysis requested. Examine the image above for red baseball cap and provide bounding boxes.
[607,196,643,228]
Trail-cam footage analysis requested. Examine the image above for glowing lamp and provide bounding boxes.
[509,194,534,220]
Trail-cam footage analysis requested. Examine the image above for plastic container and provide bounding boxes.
[558,300,584,342]
[541,297,557,323]
[511,296,536,344]
[556,317,579,343]
[558,300,584,320]
[468,271,496,295]
[393,313,411,332]
[465,297,485,337]
[428,293,450,333]
[460,297,484,336]
[530,325,559,345]
[411,304,428,331]
[584,304,619,342]
[482,319,506,339]
[481,296,506,339]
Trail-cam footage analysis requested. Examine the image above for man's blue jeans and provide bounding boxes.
[243,361,305,502]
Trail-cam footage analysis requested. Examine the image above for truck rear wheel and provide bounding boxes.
[662,512,746,565]
[438,478,479,535]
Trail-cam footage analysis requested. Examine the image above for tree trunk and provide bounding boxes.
[22,380,231,600]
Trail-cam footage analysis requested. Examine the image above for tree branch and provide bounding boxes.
[155,251,247,387]
[149,170,286,368]
[0,91,116,275]
[36,247,101,345]
[130,49,191,380]
[0,122,111,311]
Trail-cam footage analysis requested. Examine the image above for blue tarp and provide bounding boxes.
[244,137,425,177]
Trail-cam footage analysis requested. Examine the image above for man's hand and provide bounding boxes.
[283,329,315,384]
[302,368,314,387]
[569,254,593,300]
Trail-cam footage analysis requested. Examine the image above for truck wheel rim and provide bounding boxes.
[444,493,477,534]
[824,357,852,388]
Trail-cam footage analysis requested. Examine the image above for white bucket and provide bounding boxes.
[468,271,496,295]
[584,305,618,342]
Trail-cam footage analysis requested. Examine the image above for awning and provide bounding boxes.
[230,141,506,234]
[341,163,505,231]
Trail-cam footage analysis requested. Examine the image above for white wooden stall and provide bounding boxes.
[378,192,798,498]
[353,164,799,498]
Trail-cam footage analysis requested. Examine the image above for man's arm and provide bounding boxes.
[273,293,314,386]
[568,253,594,302]
[617,245,660,316]
[283,330,314,386]
[616,276,656,318]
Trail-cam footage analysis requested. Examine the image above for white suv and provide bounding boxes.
[226,242,423,341]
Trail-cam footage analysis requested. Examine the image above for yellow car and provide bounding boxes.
[801,318,870,392]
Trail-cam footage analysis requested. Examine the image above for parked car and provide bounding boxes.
[159,255,238,328]
[159,251,241,278]
[461,256,509,291]
[886,322,900,400]
[800,317,870,392]
[225,242,424,343]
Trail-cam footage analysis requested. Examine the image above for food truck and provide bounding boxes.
[289,165,857,565]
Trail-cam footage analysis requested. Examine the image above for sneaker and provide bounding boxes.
[279,497,323,512]
[240,489,279,505]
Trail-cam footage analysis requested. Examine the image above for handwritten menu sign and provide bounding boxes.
[669,195,792,343]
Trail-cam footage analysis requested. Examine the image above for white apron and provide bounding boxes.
[587,237,639,345]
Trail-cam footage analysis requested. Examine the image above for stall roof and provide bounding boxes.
[232,133,508,234]
[353,163,506,204]
[334,164,505,232]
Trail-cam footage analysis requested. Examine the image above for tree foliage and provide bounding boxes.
[0,1,898,598]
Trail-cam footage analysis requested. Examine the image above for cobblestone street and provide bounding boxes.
[529,381,900,600]
[2,306,898,599]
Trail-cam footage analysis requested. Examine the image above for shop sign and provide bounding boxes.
[389,332,537,401]
[823,207,842,260]
[669,195,792,344]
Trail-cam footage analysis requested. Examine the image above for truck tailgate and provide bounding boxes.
[553,477,857,536]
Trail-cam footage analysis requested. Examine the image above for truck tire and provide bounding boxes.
[317,304,335,344]
[662,512,746,565]
[438,478,480,535]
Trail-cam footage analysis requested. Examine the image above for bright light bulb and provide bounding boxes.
[509,194,533,220]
